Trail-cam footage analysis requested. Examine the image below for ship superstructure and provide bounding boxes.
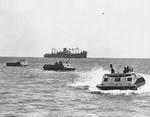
[44,48,87,58]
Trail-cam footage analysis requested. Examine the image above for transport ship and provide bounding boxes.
[44,48,87,58]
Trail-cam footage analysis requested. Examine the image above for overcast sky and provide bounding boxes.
[0,0,150,58]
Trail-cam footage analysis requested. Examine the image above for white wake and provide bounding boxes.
[71,67,150,95]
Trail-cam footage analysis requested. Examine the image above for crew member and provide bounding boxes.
[126,66,129,73]
[110,64,115,73]
[55,61,58,66]
[59,61,63,68]
[123,66,127,73]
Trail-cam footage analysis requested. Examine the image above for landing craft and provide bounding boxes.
[96,68,145,90]
[43,60,75,71]
[6,60,29,67]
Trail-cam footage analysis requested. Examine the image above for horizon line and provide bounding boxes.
[0,56,150,59]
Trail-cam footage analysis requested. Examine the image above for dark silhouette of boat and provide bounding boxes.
[43,60,75,71]
[6,60,29,67]
[44,48,87,58]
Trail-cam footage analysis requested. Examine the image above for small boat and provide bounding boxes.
[6,60,29,67]
[43,61,75,71]
[96,72,145,90]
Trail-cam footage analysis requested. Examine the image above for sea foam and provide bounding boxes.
[72,67,150,95]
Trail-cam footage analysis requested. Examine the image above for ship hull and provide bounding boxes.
[6,62,22,66]
[44,53,87,58]
[6,62,29,66]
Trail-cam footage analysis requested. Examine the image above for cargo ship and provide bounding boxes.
[44,48,87,58]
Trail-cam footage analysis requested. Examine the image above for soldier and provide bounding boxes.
[123,66,127,73]
[110,64,115,73]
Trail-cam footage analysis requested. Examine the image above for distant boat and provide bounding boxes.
[96,72,145,90]
[6,60,29,67]
[44,48,87,58]
[43,60,75,71]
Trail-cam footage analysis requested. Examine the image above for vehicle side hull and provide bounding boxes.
[96,85,137,90]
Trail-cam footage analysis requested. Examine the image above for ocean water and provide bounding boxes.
[0,57,150,117]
